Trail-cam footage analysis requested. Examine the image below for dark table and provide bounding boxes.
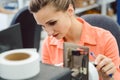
[0,63,71,80]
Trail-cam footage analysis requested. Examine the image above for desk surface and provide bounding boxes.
[0,63,71,80]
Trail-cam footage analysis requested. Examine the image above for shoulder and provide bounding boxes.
[86,25,116,47]
[90,25,114,38]
[80,17,114,39]
[91,26,117,49]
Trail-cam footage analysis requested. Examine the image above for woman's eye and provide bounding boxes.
[49,21,57,26]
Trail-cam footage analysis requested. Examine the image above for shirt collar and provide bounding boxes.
[78,18,97,46]
[50,36,64,49]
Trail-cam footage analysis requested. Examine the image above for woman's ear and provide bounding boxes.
[67,4,74,16]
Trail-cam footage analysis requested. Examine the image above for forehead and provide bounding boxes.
[37,5,57,17]
[33,5,65,24]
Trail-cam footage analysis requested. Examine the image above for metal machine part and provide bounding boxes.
[63,42,89,80]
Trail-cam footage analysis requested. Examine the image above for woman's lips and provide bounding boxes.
[53,33,59,37]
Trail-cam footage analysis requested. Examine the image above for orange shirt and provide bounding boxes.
[41,18,120,80]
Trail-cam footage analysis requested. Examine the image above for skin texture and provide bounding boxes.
[33,4,82,43]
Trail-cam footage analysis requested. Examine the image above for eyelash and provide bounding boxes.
[39,21,57,30]
[48,21,57,26]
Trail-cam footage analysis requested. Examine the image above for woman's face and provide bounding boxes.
[33,5,74,39]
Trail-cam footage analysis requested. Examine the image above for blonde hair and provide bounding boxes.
[29,0,75,13]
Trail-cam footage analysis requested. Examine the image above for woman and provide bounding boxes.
[29,0,120,80]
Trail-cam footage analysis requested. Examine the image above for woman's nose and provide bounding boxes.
[45,28,54,36]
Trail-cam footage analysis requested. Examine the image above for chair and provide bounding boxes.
[10,6,42,51]
[81,14,120,56]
